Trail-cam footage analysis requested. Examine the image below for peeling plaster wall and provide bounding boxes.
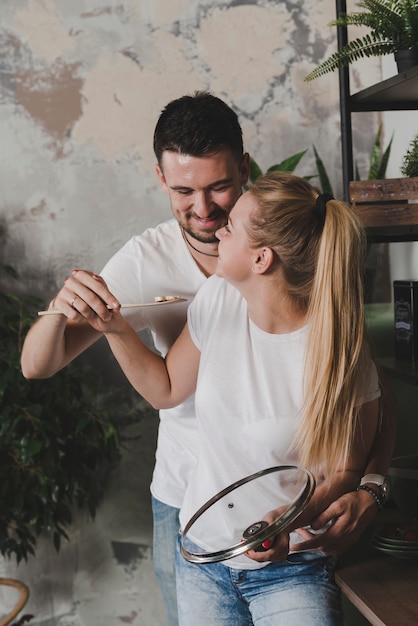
[0,1,382,624]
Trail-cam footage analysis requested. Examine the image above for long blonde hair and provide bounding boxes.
[248,172,373,477]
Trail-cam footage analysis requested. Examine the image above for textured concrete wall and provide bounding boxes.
[0,1,383,624]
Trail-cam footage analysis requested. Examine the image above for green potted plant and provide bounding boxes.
[245,149,308,188]
[0,259,120,623]
[400,133,418,176]
[305,0,418,82]
[247,124,392,197]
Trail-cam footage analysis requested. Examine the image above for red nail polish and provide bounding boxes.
[262,540,272,549]
[72,269,79,274]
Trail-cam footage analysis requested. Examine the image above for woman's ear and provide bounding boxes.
[253,247,276,274]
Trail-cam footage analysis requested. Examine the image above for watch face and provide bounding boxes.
[381,477,390,500]
[360,475,391,503]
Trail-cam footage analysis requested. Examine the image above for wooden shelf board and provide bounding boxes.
[350,65,418,111]
[349,178,418,240]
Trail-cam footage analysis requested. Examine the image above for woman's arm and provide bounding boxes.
[248,396,381,562]
[297,395,382,525]
[290,380,396,555]
[103,313,200,409]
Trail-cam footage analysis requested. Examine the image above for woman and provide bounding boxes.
[100,172,381,625]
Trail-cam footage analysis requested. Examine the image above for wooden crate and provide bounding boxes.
[349,177,418,228]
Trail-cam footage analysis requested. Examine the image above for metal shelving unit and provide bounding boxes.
[335,1,418,383]
[336,0,418,201]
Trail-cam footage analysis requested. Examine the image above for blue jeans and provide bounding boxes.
[176,545,343,626]
[152,496,181,626]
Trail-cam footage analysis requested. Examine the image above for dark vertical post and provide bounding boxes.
[336,0,353,201]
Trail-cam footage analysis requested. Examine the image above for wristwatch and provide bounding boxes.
[357,473,390,510]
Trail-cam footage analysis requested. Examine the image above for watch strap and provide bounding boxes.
[357,484,384,510]
[360,474,385,487]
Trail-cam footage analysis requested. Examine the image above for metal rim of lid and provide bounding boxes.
[180,465,316,564]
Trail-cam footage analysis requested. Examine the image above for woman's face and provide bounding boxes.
[215,191,257,283]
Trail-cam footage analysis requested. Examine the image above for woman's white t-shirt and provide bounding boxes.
[181,275,381,569]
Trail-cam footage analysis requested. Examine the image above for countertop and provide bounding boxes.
[336,510,418,626]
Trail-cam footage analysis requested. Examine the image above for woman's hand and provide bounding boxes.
[245,531,289,563]
[290,488,379,556]
[244,508,290,563]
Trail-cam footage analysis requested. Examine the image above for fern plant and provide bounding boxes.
[305,0,418,81]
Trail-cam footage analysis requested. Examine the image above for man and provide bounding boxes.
[21,91,395,626]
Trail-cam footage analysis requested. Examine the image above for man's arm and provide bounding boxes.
[290,374,397,556]
[21,270,119,378]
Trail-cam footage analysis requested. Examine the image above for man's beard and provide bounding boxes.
[181,208,229,244]
[182,225,221,244]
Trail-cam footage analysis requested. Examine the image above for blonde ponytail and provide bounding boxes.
[248,173,374,477]
[297,197,370,477]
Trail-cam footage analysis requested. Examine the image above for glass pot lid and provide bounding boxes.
[180,465,316,564]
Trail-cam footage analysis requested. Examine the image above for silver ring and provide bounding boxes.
[71,296,78,307]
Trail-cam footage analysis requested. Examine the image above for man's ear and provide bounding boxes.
[253,247,276,274]
[156,163,169,194]
[240,153,250,187]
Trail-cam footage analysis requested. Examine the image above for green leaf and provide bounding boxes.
[0,264,19,280]
[368,124,383,179]
[305,34,395,80]
[266,150,308,174]
[249,157,263,183]
[376,132,394,179]
[247,151,307,188]
[312,145,334,196]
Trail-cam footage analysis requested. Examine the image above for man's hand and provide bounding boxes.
[290,489,379,556]
[49,269,121,329]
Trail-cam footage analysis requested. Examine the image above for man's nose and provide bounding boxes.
[193,192,213,218]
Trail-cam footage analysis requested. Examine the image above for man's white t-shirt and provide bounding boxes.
[181,275,381,569]
[100,219,205,508]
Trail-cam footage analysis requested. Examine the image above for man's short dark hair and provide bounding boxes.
[153,91,244,166]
